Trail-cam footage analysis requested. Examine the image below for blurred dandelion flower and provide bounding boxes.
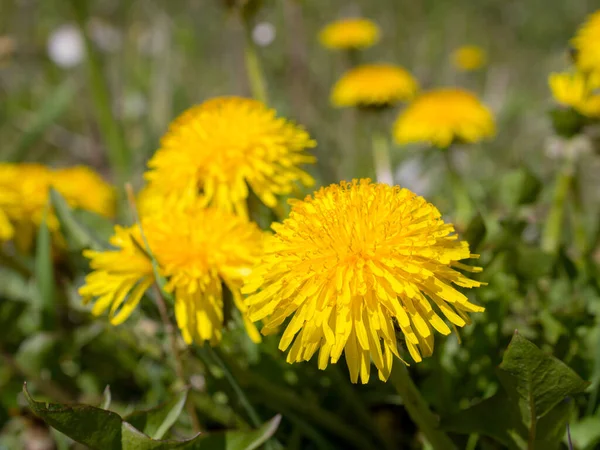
[244,179,484,383]
[0,163,115,248]
[331,64,419,108]
[80,204,264,345]
[52,166,116,218]
[452,45,487,72]
[319,18,380,51]
[47,24,84,68]
[549,71,600,118]
[145,97,316,219]
[393,88,495,148]
[572,9,600,75]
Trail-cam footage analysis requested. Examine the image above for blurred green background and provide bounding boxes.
[1,1,600,449]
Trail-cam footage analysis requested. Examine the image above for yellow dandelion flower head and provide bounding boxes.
[331,64,419,108]
[319,18,380,50]
[244,179,484,383]
[52,166,116,218]
[79,225,155,326]
[145,97,316,218]
[393,88,496,148]
[549,71,600,118]
[0,163,52,226]
[79,203,264,345]
[452,45,487,72]
[571,9,600,75]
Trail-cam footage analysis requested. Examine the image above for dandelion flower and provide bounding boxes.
[145,97,316,219]
[244,179,484,383]
[52,166,116,218]
[393,88,495,148]
[572,9,600,75]
[79,204,264,345]
[452,45,486,72]
[331,64,419,108]
[549,71,600,118]
[319,18,380,51]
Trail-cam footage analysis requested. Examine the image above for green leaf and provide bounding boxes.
[50,188,108,252]
[498,333,589,420]
[463,212,486,252]
[125,390,188,439]
[534,398,574,450]
[35,206,56,330]
[5,79,76,161]
[24,384,280,450]
[498,167,542,208]
[441,392,527,450]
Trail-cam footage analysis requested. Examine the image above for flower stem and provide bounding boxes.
[372,130,394,185]
[389,363,457,450]
[541,157,575,255]
[443,148,472,228]
[153,285,202,433]
[242,18,269,104]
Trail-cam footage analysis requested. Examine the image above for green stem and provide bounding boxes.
[70,0,131,184]
[443,149,472,228]
[372,131,394,185]
[570,174,587,266]
[389,363,458,450]
[244,369,378,450]
[541,158,575,255]
[242,18,269,104]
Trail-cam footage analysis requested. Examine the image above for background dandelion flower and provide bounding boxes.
[319,18,380,50]
[452,45,487,71]
[244,179,484,384]
[80,204,264,345]
[145,97,316,218]
[393,88,496,148]
[549,71,600,118]
[571,9,600,75]
[331,64,419,108]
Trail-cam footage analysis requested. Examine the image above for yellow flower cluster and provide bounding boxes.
[394,88,496,148]
[331,64,419,108]
[452,45,487,72]
[548,9,600,120]
[319,18,380,50]
[0,163,115,248]
[549,71,600,118]
[244,179,484,383]
[80,96,315,346]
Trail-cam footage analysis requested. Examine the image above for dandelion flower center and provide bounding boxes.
[244,179,484,383]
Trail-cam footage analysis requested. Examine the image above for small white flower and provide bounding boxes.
[47,24,84,68]
[252,22,276,47]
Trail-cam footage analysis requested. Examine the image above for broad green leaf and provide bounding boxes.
[5,79,76,161]
[50,188,108,252]
[441,392,526,450]
[24,384,280,450]
[35,207,56,330]
[498,333,589,420]
[25,383,123,449]
[498,167,541,208]
[125,390,188,439]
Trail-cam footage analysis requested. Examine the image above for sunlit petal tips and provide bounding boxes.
[319,18,380,50]
[244,179,484,383]
[393,88,496,148]
[549,71,600,118]
[331,64,419,108]
[144,97,316,219]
